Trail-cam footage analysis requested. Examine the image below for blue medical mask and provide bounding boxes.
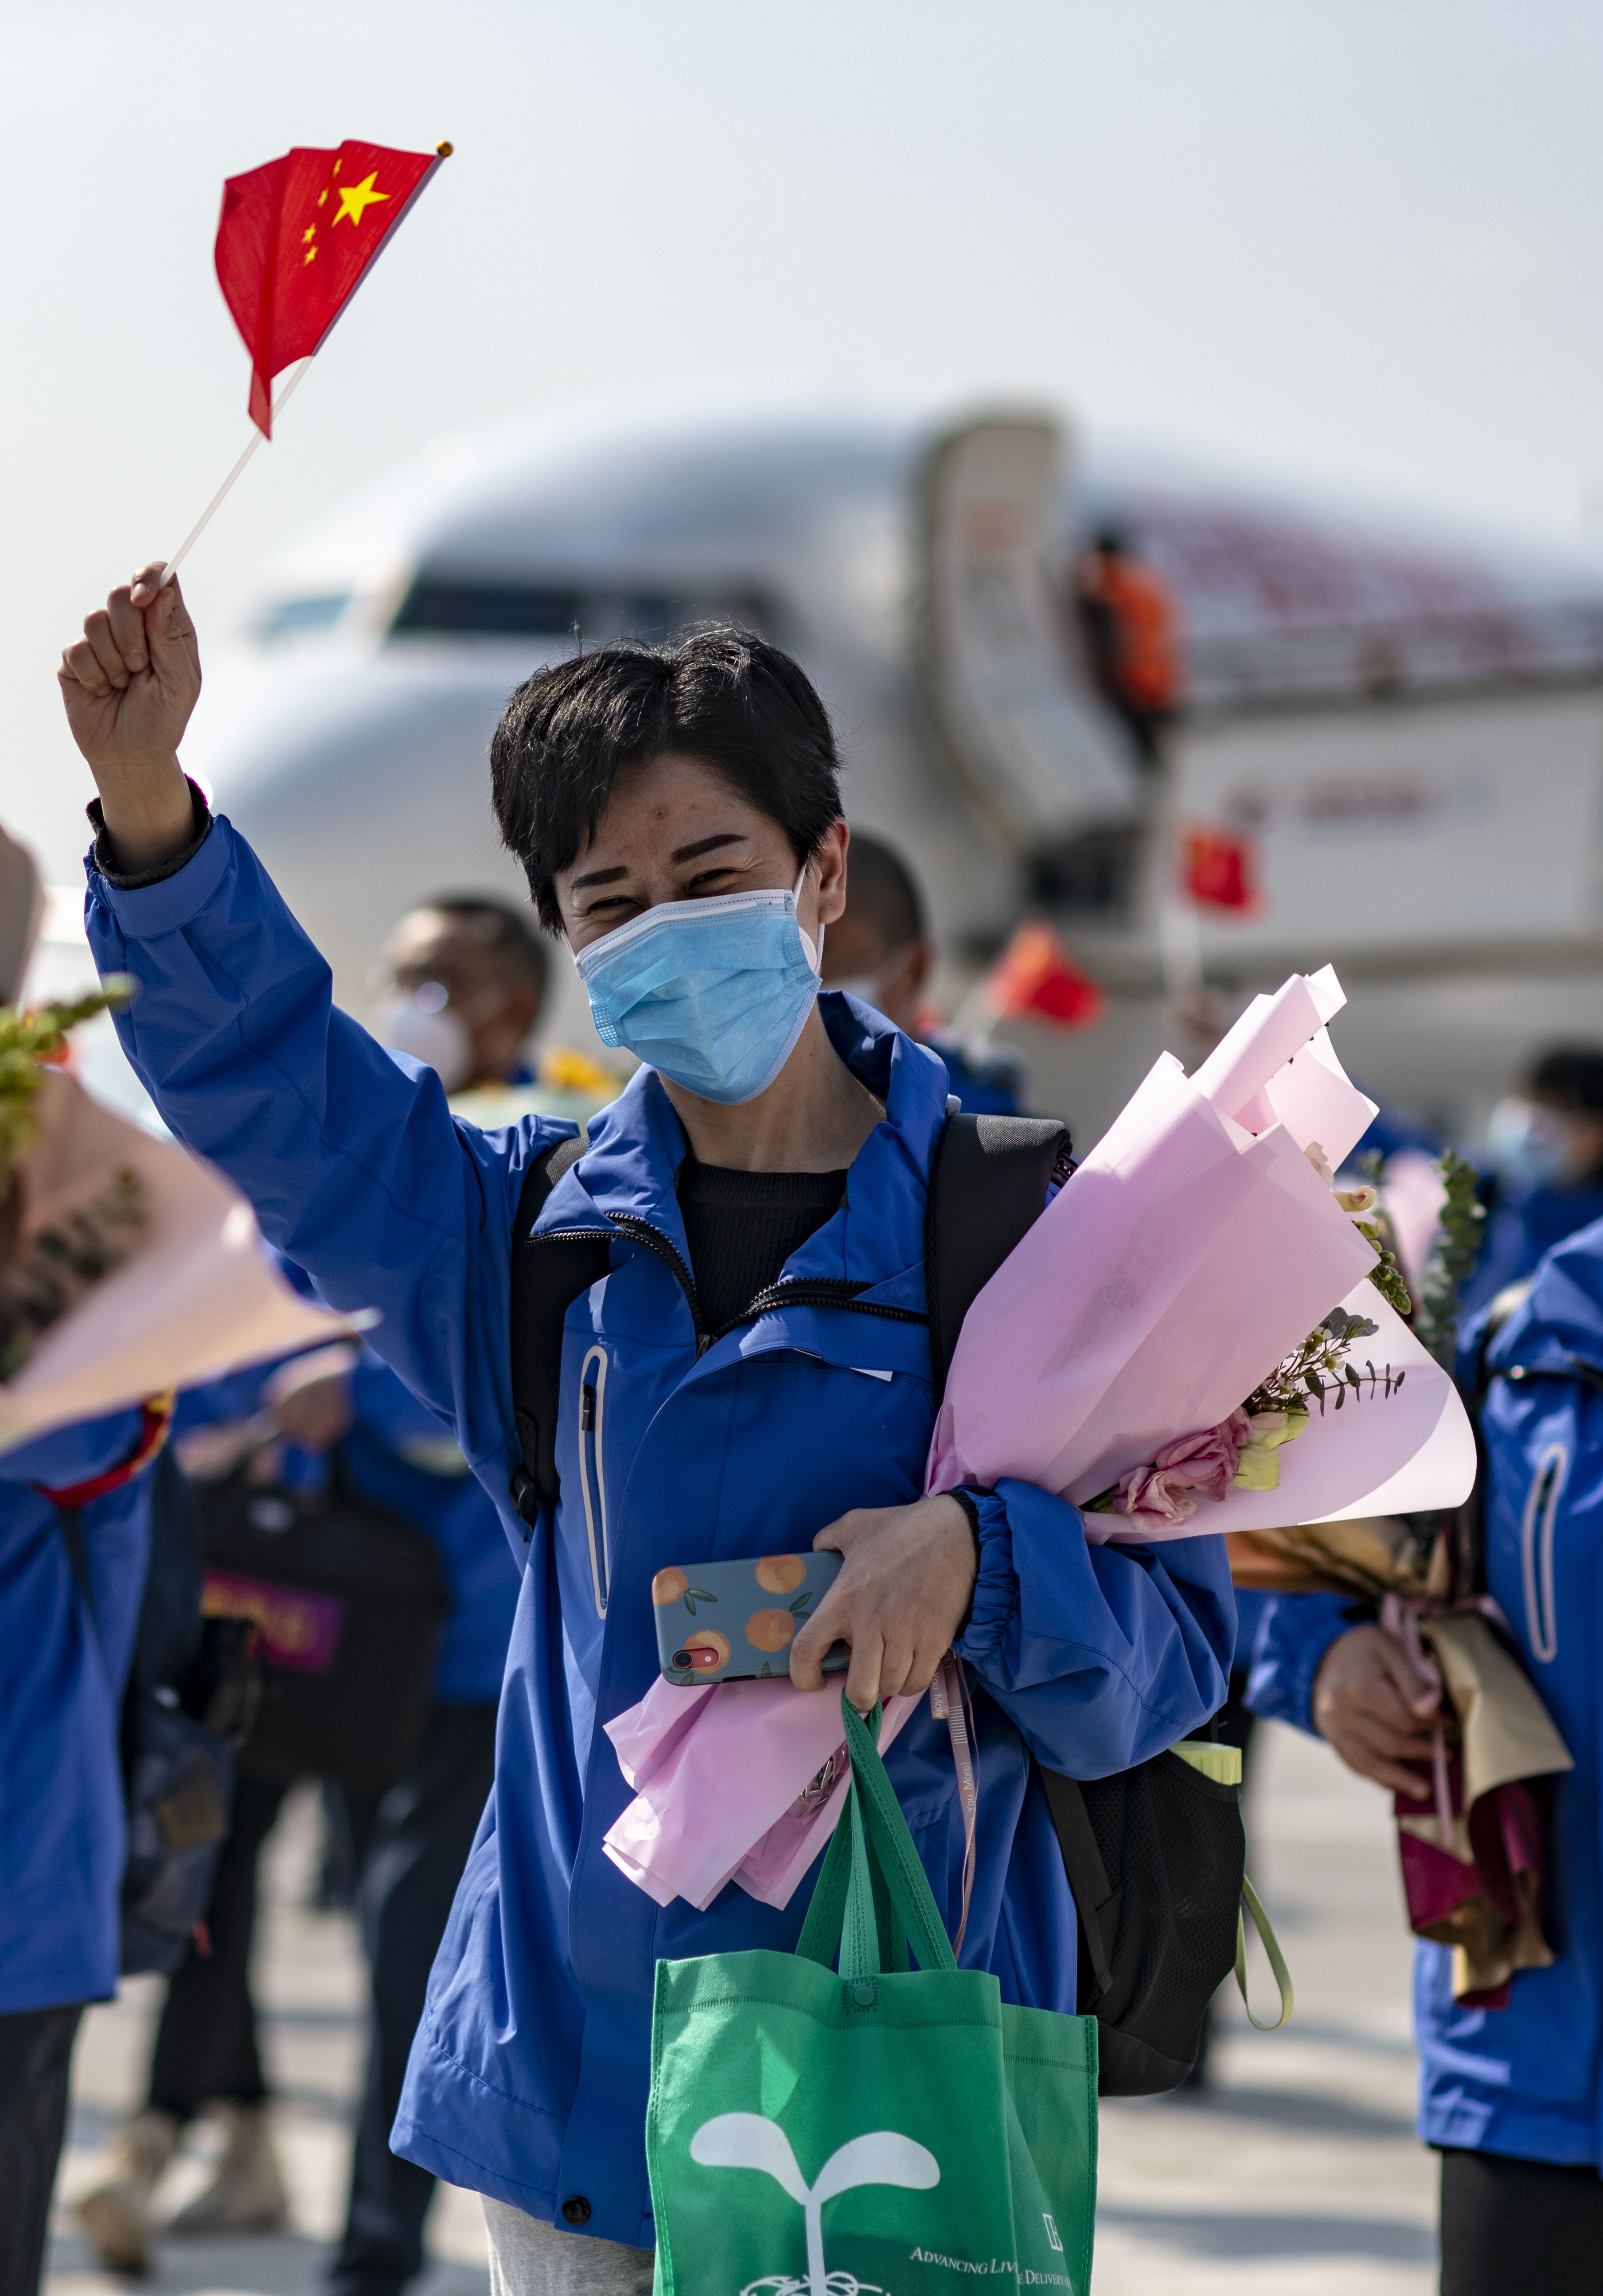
[1485,1098,1574,1190]
[573,867,823,1106]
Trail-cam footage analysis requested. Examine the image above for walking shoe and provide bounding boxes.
[165,2101,290,2234]
[76,2106,183,2273]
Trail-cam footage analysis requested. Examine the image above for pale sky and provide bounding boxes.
[6,0,1601,879]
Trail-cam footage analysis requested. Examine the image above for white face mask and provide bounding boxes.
[372,985,475,1092]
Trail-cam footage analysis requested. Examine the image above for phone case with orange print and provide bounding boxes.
[651,1551,847,1684]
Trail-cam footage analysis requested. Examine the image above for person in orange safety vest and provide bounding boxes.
[1076,525,1181,763]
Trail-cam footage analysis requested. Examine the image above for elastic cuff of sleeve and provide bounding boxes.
[950,1484,1013,1655]
[86,777,212,889]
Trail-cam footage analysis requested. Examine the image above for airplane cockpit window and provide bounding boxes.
[385,575,777,646]
[255,593,353,641]
[390,579,586,638]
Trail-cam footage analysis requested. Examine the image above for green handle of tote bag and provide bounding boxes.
[796,1695,958,1983]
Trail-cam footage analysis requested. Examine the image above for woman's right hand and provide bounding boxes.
[59,563,201,873]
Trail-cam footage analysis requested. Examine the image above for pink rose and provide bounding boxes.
[1113,1409,1252,1535]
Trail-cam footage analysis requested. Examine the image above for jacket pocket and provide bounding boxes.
[577,1345,611,1619]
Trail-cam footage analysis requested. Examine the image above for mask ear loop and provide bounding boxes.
[795,858,825,975]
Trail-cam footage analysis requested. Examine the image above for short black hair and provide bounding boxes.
[489,628,844,932]
[1529,1045,1603,1114]
[843,830,927,951]
[409,893,549,993]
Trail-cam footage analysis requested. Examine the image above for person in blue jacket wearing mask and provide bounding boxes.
[817,829,1024,1115]
[1463,1045,1603,1319]
[78,893,548,2285]
[1245,1216,1603,2294]
[59,562,1233,2290]
[0,1401,168,2296]
[78,1338,523,2290]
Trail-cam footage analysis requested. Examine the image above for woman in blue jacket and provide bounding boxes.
[1246,1220,1603,2295]
[59,564,1234,2288]
[0,1406,164,2296]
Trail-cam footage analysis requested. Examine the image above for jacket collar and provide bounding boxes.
[532,993,950,1312]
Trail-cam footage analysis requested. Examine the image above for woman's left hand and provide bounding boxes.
[790,1493,978,1711]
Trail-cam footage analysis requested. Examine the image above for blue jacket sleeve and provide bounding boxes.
[952,1477,1235,1778]
[84,817,573,1481]
[1242,1589,1359,1734]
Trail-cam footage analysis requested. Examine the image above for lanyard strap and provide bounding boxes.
[34,1392,175,1509]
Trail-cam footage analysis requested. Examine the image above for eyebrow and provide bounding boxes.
[568,832,749,897]
[672,832,748,864]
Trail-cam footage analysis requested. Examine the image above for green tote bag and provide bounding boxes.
[647,1694,1098,2296]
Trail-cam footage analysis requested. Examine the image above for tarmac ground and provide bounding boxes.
[45,1716,1437,2296]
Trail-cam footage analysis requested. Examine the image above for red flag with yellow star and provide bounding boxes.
[215,139,448,436]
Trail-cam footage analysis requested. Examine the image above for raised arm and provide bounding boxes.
[62,569,573,1470]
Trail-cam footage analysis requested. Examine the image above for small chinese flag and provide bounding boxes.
[1182,825,1259,913]
[215,139,448,436]
[983,923,1108,1030]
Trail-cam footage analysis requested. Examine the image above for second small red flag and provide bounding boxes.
[215,139,448,436]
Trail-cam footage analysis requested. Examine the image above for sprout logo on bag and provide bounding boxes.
[690,2113,939,2296]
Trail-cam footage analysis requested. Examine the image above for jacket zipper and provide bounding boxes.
[604,1213,927,1356]
[577,1344,611,1619]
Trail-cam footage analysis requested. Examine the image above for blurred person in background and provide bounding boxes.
[819,828,1023,1114]
[0,1403,168,2296]
[1244,1212,1603,2292]
[75,885,558,2289]
[369,895,549,1096]
[1075,524,1180,765]
[1466,1045,1603,1317]
[80,1337,523,2292]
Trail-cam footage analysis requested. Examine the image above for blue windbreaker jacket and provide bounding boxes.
[1248,1214,1603,2168]
[85,813,1233,2243]
[0,1411,154,2013]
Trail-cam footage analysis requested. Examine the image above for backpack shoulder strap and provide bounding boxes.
[924,1101,1073,1408]
[508,1133,608,1527]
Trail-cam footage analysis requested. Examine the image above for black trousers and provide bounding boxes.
[1439,2146,1603,2295]
[0,2002,85,2296]
[148,1771,291,2116]
[330,1703,496,2296]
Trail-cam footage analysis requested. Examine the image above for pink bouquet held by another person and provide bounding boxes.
[0,829,360,1454]
[602,967,1478,1916]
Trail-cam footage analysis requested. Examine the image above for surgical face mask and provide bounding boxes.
[573,867,822,1106]
[1485,1098,1575,1190]
[372,983,476,1093]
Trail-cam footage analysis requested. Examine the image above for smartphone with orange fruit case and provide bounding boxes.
[652,1551,847,1684]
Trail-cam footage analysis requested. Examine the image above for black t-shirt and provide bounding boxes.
[676,1158,847,1337]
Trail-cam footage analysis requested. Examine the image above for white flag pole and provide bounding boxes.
[156,358,313,591]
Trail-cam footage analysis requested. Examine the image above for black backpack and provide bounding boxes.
[508,1104,1281,2093]
[195,1455,448,1793]
[56,1450,252,1977]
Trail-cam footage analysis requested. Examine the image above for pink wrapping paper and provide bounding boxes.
[602,1676,919,1912]
[0,1071,362,1452]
